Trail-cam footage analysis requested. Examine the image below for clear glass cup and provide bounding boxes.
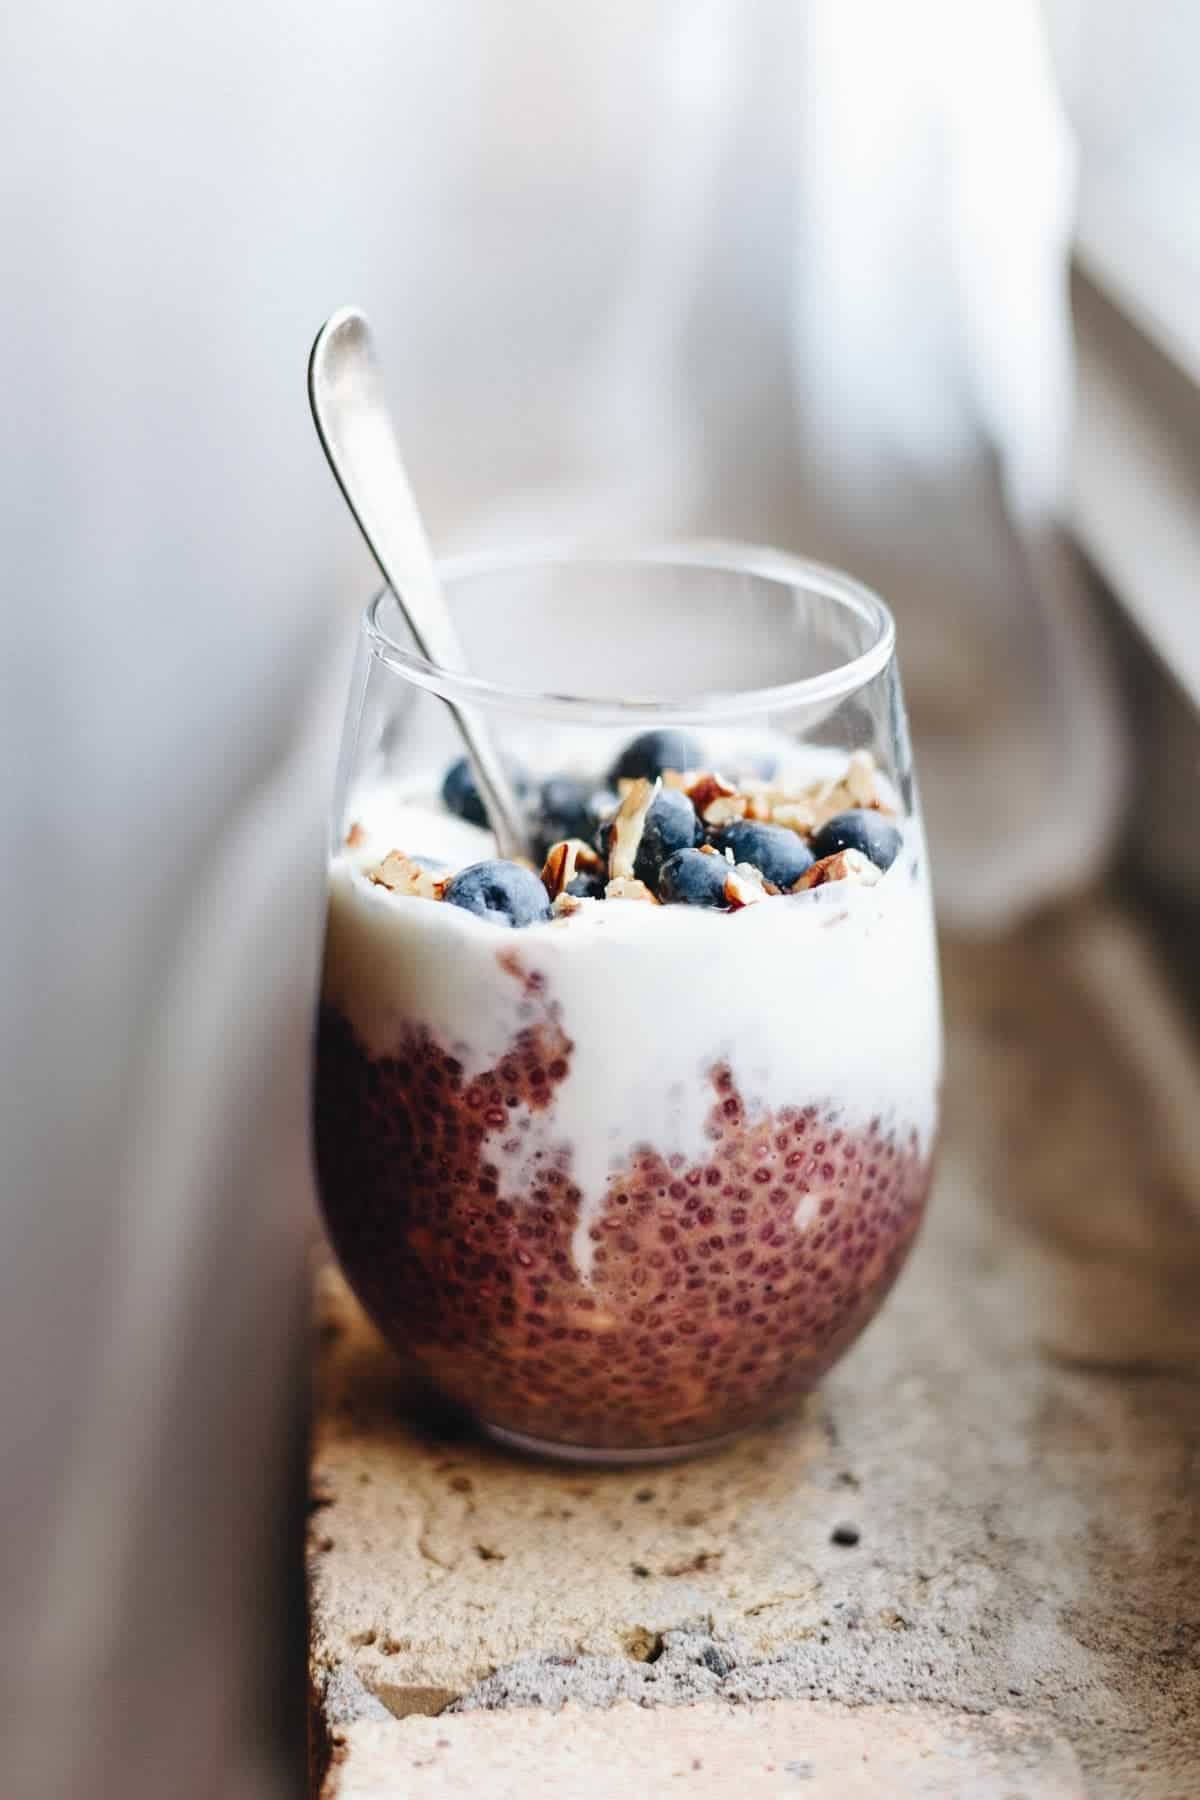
[313,543,942,1463]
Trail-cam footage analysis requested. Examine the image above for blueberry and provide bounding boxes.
[533,775,604,860]
[591,790,621,857]
[608,729,702,785]
[565,871,606,900]
[809,809,902,872]
[711,821,813,889]
[633,788,702,887]
[441,755,530,829]
[658,848,732,909]
[442,859,552,928]
[733,750,779,781]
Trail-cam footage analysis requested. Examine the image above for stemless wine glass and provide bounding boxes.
[313,543,942,1463]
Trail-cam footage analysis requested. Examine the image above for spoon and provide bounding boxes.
[308,306,531,861]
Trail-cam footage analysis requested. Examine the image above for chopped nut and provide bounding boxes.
[845,748,878,806]
[344,820,367,849]
[724,863,771,908]
[551,892,584,918]
[771,798,819,835]
[607,778,658,880]
[744,792,773,822]
[793,848,883,890]
[685,771,738,815]
[541,837,603,899]
[703,793,749,827]
[806,750,893,827]
[758,751,899,834]
[367,851,446,900]
[605,877,660,903]
[618,769,697,797]
[808,790,854,829]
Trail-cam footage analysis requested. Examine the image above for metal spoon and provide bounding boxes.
[308,306,530,861]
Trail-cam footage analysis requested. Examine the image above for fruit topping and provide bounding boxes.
[443,859,554,927]
[534,775,603,859]
[441,754,530,828]
[710,821,815,890]
[658,845,733,909]
[608,729,703,785]
[566,871,607,899]
[632,787,702,886]
[808,809,901,872]
[417,746,902,918]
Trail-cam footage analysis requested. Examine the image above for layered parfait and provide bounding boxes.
[314,728,940,1457]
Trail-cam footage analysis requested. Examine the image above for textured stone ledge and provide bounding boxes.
[310,904,1200,1798]
[328,1700,1085,1798]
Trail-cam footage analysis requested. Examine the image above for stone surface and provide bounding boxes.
[326,1700,1085,1798]
[309,902,1200,1799]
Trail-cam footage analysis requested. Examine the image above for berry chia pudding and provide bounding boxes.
[314,729,941,1459]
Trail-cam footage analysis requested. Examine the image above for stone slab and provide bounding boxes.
[325,1700,1086,1798]
[309,904,1200,1798]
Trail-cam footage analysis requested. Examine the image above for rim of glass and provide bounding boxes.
[363,538,895,723]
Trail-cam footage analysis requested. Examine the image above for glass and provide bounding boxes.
[313,543,942,1463]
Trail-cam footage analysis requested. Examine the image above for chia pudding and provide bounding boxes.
[314,731,940,1458]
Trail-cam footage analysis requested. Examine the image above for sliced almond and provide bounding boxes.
[367,851,446,900]
[551,891,584,919]
[541,837,603,899]
[605,876,660,903]
[607,777,658,881]
[793,847,882,890]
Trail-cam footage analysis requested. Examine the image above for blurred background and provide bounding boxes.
[3,2,1199,1795]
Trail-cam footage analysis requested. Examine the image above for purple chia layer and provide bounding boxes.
[313,988,930,1454]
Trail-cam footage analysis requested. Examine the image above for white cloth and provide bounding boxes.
[0,4,1121,1795]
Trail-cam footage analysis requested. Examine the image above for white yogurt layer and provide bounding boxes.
[322,761,942,1277]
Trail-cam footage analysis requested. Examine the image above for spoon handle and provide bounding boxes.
[309,309,530,862]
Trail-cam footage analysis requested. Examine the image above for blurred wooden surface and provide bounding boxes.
[309,901,1200,1799]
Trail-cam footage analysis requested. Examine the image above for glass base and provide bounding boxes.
[480,1420,747,1467]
